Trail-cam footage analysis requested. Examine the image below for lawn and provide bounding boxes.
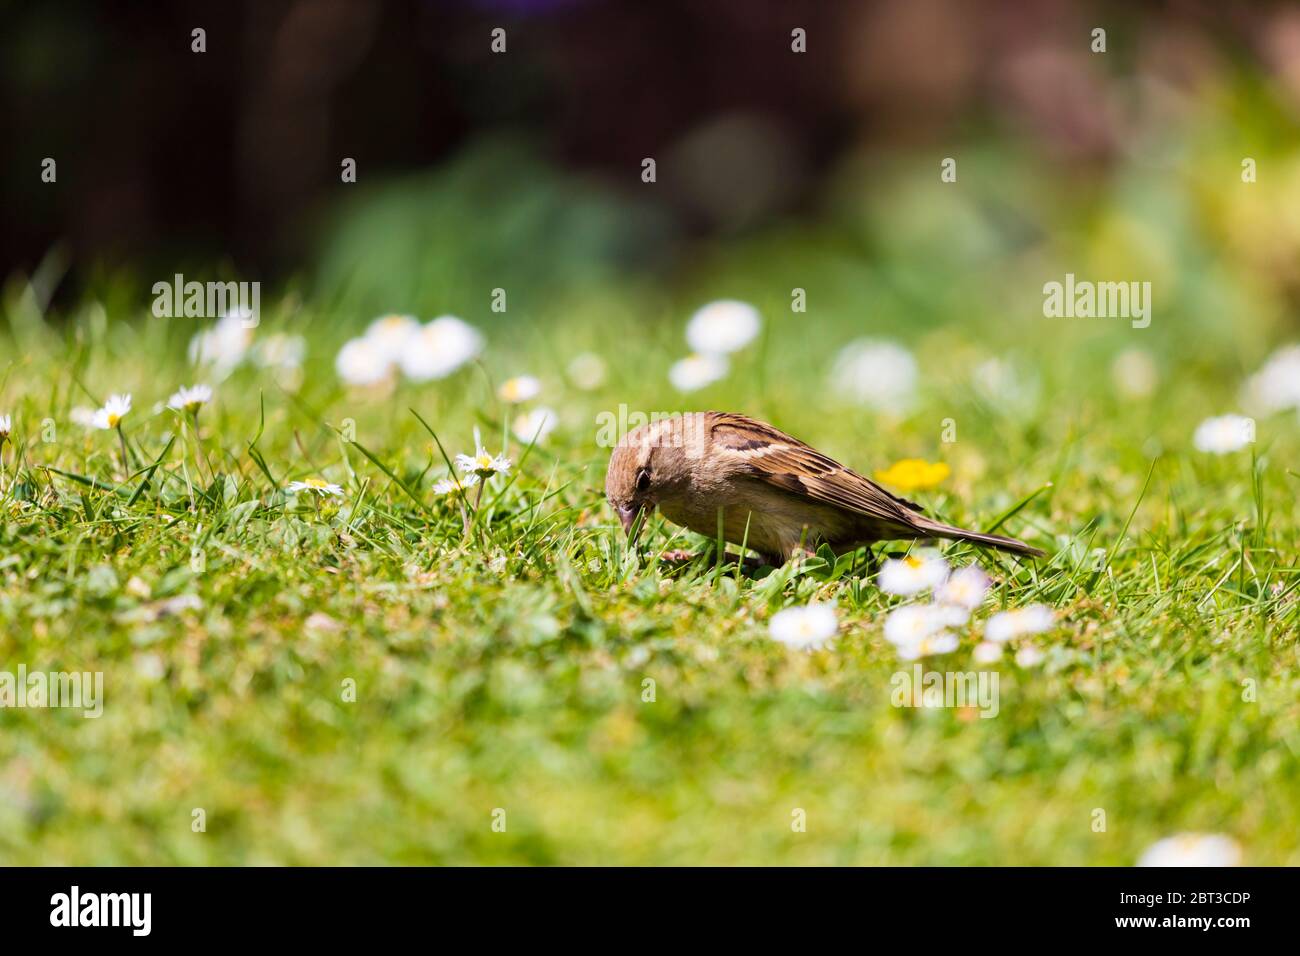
[1,131,1298,865]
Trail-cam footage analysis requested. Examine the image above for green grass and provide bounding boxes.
[1,288,1296,866]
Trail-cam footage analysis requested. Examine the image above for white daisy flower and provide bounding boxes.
[1243,344,1300,414]
[896,631,959,660]
[936,566,990,610]
[335,337,392,387]
[985,604,1055,644]
[70,406,97,428]
[1138,834,1242,868]
[167,384,213,413]
[399,316,484,382]
[251,333,306,369]
[879,549,949,596]
[883,604,956,646]
[286,478,344,497]
[224,305,258,329]
[567,352,607,390]
[0,414,10,440]
[364,314,421,363]
[668,353,729,392]
[1111,348,1158,400]
[432,473,479,495]
[972,641,1003,664]
[685,299,761,355]
[498,375,542,404]
[1193,414,1254,454]
[1014,645,1044,667]
[455,445,512,478]
[91,394,132,430]
[830,339,917,413]
[513,406,558,444]
[768,602,838,651]
[188,310,254,378]
[256,334,306,390]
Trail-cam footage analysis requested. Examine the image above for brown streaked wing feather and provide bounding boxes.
[707,413,926,524]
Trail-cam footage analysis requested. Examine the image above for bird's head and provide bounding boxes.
[605,438,656,541]
[605,415,702,541]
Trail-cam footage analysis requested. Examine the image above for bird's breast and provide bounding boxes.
[657,479,853,559]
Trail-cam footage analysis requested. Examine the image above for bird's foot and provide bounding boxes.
[658,548,699,564]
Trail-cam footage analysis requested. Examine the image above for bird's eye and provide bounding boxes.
[635,468,651,492]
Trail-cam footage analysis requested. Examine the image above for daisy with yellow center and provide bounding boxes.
[879,549,949,596]
[455,446,512,478]
[365,314,420,362]
[873,458,950,492]
[91,393,132,430]
[168,384,213,415]
[286,477,345,497]
[91,393,134,470]
[451,432,514,530]
[498,375,542,404]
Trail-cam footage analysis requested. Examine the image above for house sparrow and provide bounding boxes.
[605,411,1044,566]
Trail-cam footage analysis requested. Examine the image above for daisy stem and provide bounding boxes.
[190,409,214,484]
[472,480,486,543]
[178,437,195,509]
[456,488,470,536]
[473,479,485,511]
[116,425,131,476]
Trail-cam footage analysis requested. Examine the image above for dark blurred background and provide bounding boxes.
[4,0,1300,306]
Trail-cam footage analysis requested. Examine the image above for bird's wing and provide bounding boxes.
[707,412,926,524]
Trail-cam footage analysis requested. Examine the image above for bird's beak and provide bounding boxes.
[617,503,643,542]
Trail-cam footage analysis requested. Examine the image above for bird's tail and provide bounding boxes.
[913,518,1046,558]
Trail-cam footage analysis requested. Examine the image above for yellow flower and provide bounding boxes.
[873,458,950,492]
